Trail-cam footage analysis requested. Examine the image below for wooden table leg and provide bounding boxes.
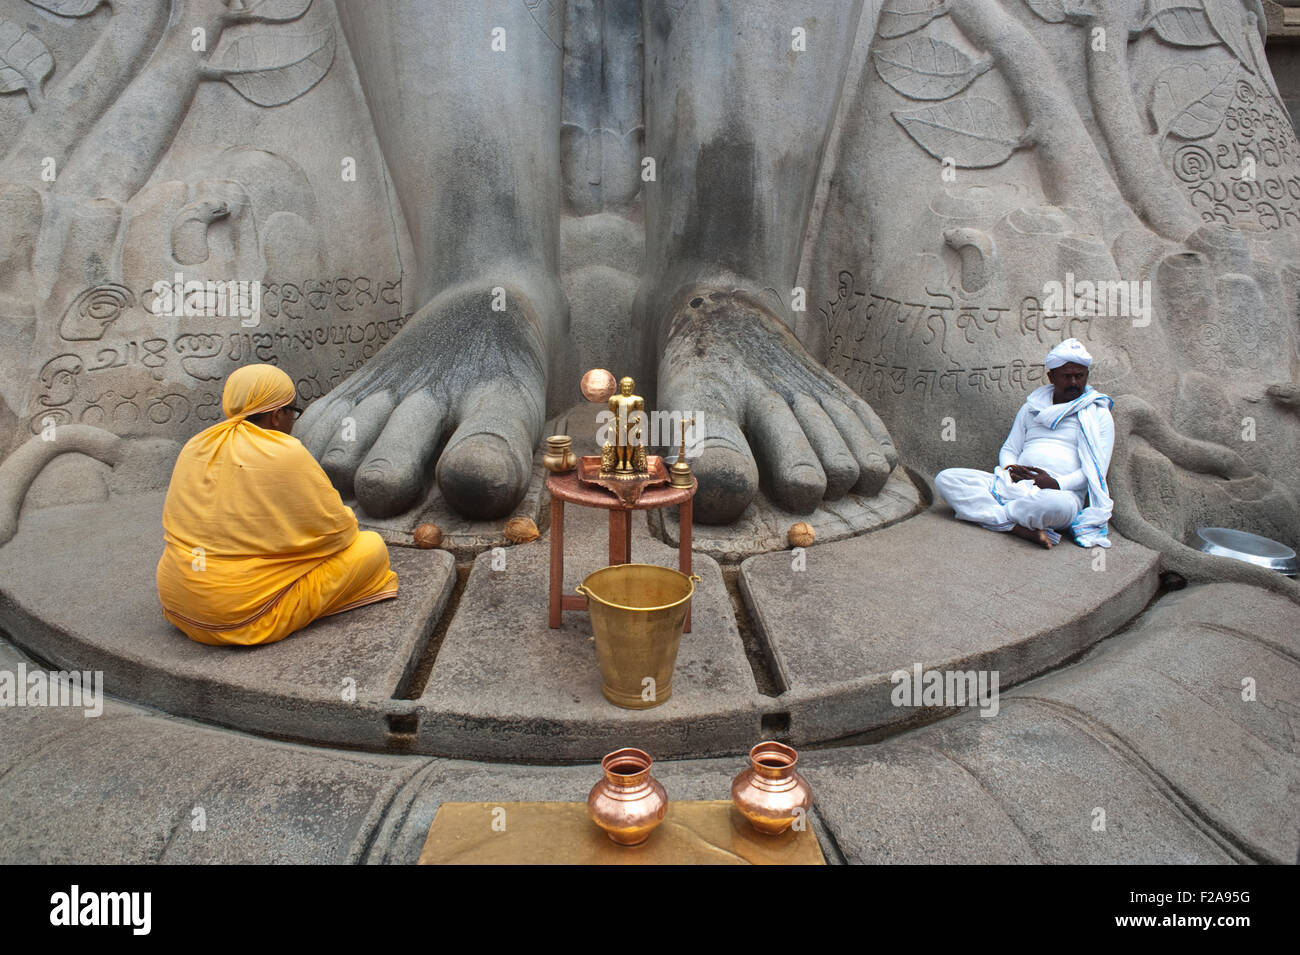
[681,497,693,633]
[549,497,564,628]
[609,508,632,565]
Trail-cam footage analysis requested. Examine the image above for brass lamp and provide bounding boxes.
[669,416,694,488]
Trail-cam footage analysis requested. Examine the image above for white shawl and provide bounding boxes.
[1028,384,1115,548]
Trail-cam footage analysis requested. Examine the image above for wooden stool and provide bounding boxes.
[547,471,698,632]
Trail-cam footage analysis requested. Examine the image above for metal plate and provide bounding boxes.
[1196,527,1298,577]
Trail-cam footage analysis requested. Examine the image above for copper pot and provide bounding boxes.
[587,748,668,845]
[731,741,812,834]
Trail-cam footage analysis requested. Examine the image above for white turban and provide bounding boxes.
[1044,338,1093,370]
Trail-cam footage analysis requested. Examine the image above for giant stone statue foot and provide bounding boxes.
[297,283,549,521]
[659,289,898,524]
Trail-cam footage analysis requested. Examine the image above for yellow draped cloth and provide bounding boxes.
[156,364,398,646]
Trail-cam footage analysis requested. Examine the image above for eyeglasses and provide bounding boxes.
[287,405,303,419]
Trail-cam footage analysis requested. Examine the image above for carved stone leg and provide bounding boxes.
[303,1,567,520]
[639,0,895,524]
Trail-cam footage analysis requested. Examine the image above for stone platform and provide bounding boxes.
[355,448,549,560]
[0,491,456,750]
[648,467,924,561]
[741,510,1160,742]
[0,483,1161,760]
[413,504,761,760]
[3,578,1296,863]
[1,471,1297,863]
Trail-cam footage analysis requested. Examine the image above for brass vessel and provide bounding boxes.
[576,564,699,709]
[587,748,668,846]
[731,741,813,834]
[543,434,578,473]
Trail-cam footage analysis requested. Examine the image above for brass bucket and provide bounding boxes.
[576,564,700,709]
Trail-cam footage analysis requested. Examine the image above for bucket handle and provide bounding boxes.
[576,575,700,597]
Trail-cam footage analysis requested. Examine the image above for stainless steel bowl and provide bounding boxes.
[1195,527,1298,577]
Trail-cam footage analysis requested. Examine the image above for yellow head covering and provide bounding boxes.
[222,363,296,419]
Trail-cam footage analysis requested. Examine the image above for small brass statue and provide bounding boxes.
[603,376,648,477]
[669,416,694,488]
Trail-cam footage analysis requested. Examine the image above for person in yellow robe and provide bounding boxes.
[156,364,398,646]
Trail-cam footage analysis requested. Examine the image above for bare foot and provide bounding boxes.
[656,288,898,524]
[297,281,553,520]
[1010,525,1053,548]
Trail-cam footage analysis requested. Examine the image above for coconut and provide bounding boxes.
[787,522,815,548]
[504,516,540,543]
[413,523,442,549]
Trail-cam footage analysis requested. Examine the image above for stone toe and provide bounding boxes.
[436,433,528,520]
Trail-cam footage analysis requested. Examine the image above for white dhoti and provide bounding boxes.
[935,467,1082,543]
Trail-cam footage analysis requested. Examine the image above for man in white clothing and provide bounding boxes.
[934,339,1116,549]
